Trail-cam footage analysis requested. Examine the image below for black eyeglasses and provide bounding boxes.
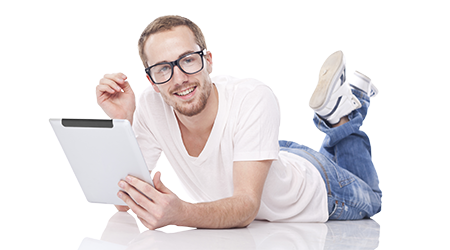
[145,50,206,85]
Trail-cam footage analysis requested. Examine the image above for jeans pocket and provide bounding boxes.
[329,162,356,188]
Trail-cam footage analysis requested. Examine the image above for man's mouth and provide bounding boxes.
[174,86,196,96]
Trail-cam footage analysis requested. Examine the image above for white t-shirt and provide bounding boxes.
[133,75,328,222]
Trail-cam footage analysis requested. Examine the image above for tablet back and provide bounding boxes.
[49,118,153,205]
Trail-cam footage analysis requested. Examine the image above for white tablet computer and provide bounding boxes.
[49,118,153,206]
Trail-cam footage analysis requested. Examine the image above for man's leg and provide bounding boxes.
[310,51,382,219]
[314,89,382,197]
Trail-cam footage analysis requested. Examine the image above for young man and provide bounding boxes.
[96,15,382,230]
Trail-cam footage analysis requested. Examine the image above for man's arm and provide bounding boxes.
[118,160,272,229]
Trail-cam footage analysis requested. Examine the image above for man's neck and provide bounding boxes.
[175,83,218,136]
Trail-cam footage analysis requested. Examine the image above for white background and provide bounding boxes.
[1,0,448,249]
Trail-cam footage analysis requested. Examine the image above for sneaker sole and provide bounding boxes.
[309,51,345,110]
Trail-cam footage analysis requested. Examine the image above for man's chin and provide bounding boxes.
[174,102,206,117]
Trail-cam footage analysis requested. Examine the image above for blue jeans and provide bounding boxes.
[279,89,382,220]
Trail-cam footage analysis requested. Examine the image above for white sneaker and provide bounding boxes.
[309,51,361,125]
[348,71,378,97]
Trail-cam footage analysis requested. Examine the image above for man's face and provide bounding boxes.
[144,26,213,117]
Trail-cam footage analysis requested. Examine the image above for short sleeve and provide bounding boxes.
[233,85,280,161]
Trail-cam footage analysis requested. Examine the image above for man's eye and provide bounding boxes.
[156,65,170,74]
[181,56,196,65]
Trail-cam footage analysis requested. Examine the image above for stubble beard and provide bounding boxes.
[162,79,212,117]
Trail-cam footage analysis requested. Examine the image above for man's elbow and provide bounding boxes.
[236,195,260,228]
[237,210,258,228]
[237,217,256,228]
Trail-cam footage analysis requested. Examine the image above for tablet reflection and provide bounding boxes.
[78,212,380,250]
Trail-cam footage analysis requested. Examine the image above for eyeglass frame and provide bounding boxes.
[144,49,207,85]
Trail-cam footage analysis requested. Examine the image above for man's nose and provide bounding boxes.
[172,65,189,84]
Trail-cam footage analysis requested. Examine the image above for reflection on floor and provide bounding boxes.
[79,212,380,250]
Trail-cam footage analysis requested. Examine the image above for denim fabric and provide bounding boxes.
[279,89,382,220]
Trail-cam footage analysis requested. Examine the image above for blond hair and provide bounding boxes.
[138,15,207,68]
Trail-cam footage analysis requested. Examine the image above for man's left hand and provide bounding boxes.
[118,172,186,230]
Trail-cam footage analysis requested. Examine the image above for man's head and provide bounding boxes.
[138,15,214,117]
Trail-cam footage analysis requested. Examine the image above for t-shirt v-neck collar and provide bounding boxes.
[167,83,227,165]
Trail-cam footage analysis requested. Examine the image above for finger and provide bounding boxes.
[125,175,161,200]
[117,190,149,217]
[104,72,127,82]
[103,73,128,87]
[119,179,155,210]
[99,77,123,92]
[120,80,133,93]
[96,83,117,97]
[118,190,158,230]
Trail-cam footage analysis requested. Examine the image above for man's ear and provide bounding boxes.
[146,74,160,93]
[205,51,213,74]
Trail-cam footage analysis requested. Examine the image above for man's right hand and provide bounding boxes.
[96,73,136,124]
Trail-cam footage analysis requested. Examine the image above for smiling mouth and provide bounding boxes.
[174,86,196,96]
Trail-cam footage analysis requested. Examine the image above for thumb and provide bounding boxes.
[120,80,134,94]
[153,171,171,194]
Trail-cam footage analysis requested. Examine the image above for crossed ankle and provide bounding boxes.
[332,116,349,128]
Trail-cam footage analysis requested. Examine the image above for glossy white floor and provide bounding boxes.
[79,212,380,250]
